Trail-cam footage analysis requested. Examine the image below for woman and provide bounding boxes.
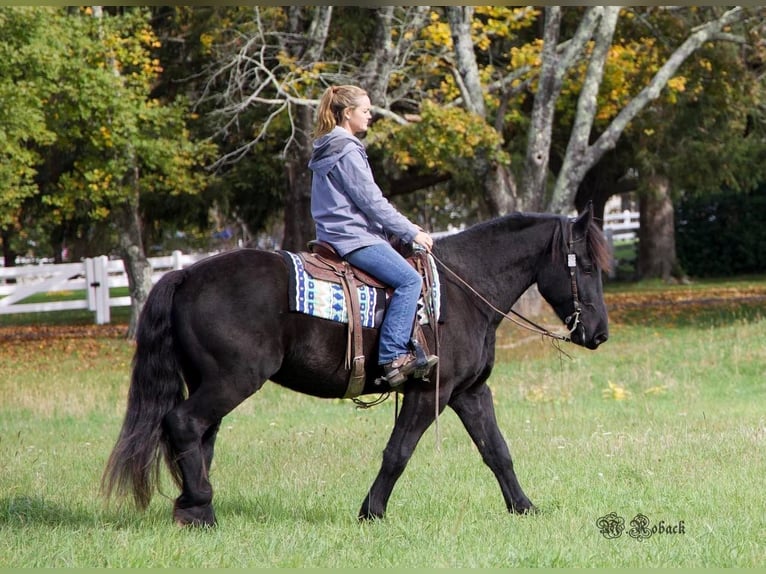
[308,85,438,387]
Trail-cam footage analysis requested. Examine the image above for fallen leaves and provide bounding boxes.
[605,284,766,327]
[0,323,128,344]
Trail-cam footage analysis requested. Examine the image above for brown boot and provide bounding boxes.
[382,353,438,387]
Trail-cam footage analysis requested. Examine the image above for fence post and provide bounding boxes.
[85,258,97,311]
[604,228,616,279]
[86,255,111,325]
[172,250,183,270]
[97,255,111,325]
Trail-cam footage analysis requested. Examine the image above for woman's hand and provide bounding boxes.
[413,230,433,252]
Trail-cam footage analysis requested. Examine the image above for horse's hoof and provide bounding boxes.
[511,501,538,515]
[173,503,217,528]
[358,500,385,522]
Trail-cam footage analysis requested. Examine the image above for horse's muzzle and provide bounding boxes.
[586,330,609,350]
[570,323,608,350]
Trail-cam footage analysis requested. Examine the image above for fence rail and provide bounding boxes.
[603,210,639,241]
[0,250,216,324]
[602,210,640,278]
[2,211,641,324]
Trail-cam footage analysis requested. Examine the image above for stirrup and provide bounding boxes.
[409,336,438,381]
[412,353,438,381]
[378,353,438,388]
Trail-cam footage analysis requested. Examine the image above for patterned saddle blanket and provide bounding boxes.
[279,249,441,328]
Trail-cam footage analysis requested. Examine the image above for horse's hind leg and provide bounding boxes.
[359,390,444,520]
[163,375,264,527]
[449,382,536,514]
[162,397,216,527]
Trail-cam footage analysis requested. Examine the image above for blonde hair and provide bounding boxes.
[313,85,368,139]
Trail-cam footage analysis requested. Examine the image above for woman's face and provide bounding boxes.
[342,95,372,135]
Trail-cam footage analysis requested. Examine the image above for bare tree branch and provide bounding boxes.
[446,6,485,117]
[548,6,757,214]
[520,6,604,210]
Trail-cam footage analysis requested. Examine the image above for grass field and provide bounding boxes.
[1,277,765,567]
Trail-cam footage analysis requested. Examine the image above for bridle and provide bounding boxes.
[430,217,585,344]
[564,221,584,340]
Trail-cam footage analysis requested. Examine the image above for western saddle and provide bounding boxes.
[299,240,437,398]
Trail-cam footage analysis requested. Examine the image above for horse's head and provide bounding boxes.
[537,204,610,350]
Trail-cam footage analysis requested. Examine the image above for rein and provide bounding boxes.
[429,254,574,345]
[430,217,585,345]
[356,220,584,418]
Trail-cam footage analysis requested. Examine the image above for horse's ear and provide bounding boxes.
[574,201,594,235]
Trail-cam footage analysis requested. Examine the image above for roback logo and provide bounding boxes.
[597,512,685,540]
[628,513,653,541]
[595,512,624,539]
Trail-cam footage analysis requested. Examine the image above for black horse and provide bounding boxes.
[102,205,610,527]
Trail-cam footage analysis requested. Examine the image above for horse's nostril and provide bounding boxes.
[594,333,608,346]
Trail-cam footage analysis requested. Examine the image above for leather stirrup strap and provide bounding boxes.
[411,251,437,358]
[340,265,366,398]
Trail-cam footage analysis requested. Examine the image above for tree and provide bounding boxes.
[617,7,766,279]
[189,6,766,271]
[1,7,216,336]
[0,7,59,265]
[200,7,447,251]
[439,6,765,281]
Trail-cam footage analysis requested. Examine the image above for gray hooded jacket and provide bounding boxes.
[308,126,419,257]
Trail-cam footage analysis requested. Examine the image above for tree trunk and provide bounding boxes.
[117,187,153,339]
[361,6,395,104]
[446,6,485,118]
[282,105,315,252]
[637,174,679,281]
[91,4,152,337]
[484,162,517,215]
[520,6,561,212]
[446,6,517,216]
[1,229,17,268]
[548,7,748,215]
[521,7,602,212]
[279,6,332,252]
[548,7,620,215]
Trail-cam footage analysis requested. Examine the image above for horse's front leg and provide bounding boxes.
[449,382,536,514]
[359,388,445,520]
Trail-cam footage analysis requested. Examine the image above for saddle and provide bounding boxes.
[299,240,438,398]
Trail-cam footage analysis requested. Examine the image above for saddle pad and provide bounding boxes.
[281,251,385,328]
[280,250,442,328]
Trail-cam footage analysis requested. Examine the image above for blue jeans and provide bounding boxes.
[345,242,422,364]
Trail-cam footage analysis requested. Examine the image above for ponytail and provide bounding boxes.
[313,85,368,139]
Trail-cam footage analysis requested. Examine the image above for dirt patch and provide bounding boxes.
[605,285,766,309]
[0,323,128,343]
[1,283,764,343]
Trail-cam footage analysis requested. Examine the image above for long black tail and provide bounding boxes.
[101,270,187,509]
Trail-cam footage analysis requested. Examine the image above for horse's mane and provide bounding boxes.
[438,212,611,273]
[551,216,612,273]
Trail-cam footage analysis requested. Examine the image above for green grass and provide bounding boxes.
[1,281,765,567]
[610,238,638,280]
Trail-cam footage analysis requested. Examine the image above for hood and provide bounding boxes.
[308,127,362,177]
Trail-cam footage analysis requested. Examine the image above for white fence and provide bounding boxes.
[1,211,641,324]
[603,210,639,241]
[602,210,639,278]
[0,250,216,324]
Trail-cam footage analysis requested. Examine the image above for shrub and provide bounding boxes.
[675,185,766,277]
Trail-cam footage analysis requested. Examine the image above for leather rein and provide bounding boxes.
[359,220,585,416]
[430,218,584,345]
